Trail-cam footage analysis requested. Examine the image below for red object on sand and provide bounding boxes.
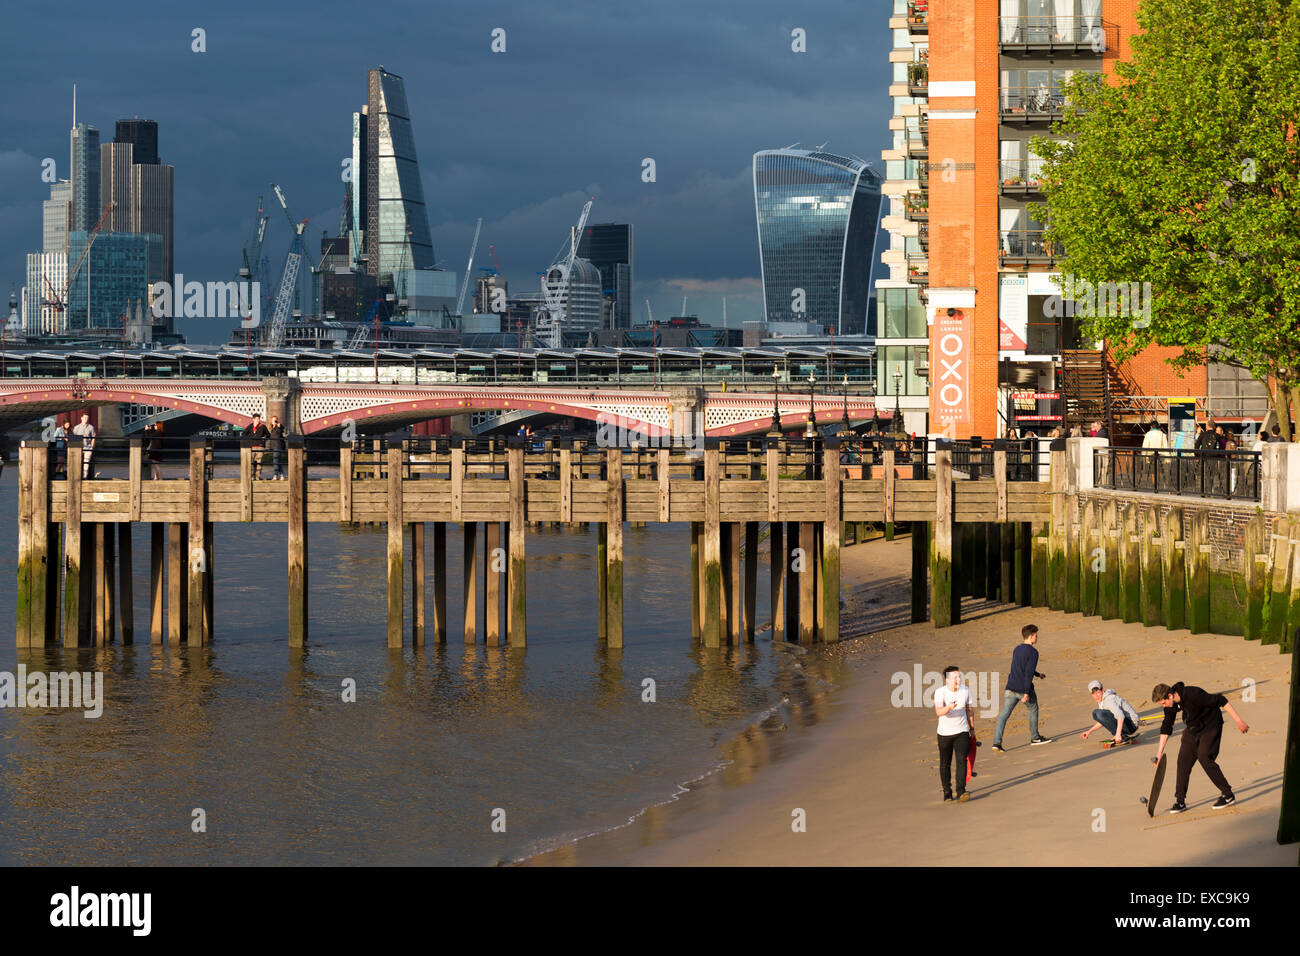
[966,738,979,783]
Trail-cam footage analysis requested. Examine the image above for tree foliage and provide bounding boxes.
[1034,0,1300,436]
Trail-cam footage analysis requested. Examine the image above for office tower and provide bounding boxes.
[114,119,158,165]
[753,148,883,336]
[24,252,68,333]
[100,141,135,232]
[538,257,603,342]
[101,121,174,289]
[43,181,72,254]
[354,68,434,285]
[64,231,157,330]
[576,223,633,330]
[70,122,100,233]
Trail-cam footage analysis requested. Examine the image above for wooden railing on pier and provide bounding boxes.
[14,436,1052,653]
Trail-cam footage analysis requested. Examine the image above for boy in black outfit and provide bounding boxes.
[1151,682,1250,813]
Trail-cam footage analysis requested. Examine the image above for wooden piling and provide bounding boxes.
[1164,507,1187,631]
[822,441,841,643]
[799,521,816,643]
[93,524,107,645]
[129,438,142,522]
[1000,522,1015,608]
[606,448,624,648]
[785,522,800,639]
[168,523,187,644]
[412,522,426,646]
[1119,504,1141,624]
[597,523,608,641]
[1080,500,1099,616]
[507,442,527,646]
[150,523,164,645]
[118,523,134,644]
[16,443,33,647]
[883,444,895,541]
[287,440,307,647]
[985,523,1001,603]
[1030,525,1048,607]
[1244,513,1265,641]
[338,442,352,523]
[463,522,478,643]
[1265,516,1293,646]
[912,520,929,623]
[104,522,116,642]
[187,440,208,645]
[484,521,501,645]
[1015,522,1031,607]
[1048,444,1066,610]
[702,445,722,648]
[1141,506,1163,628]
[432,522,447,643]
[33,444,52,646]
[770,521,785,641]
[729,523,742,644]
[690,522,702,640]
[1187,510,1210,634]
[1100,500,1120,619]
[931,445,956,627]
[744,522,758,642]
[387,446,404,649]
[63,445,84,648]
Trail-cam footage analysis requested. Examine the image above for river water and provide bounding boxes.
[0,464,834,865]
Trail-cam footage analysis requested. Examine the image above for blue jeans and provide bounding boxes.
[1093,709,1137,737]
[993,688,1039,745]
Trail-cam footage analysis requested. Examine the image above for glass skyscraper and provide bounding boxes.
[576,223,633,330]
[357,68,434,284]
[65,231,158,330]
[70,122,100,233]
[753,148,884,335]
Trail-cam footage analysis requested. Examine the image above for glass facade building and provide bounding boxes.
[360,68,434,285]
[65,231,158,330]
[753,148,883,336]
[576,223,634,330]
[70,122,100,233]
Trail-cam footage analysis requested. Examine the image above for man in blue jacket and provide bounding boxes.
[991,624,1052,751]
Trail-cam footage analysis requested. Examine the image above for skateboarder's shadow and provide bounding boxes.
[1182,772,1282,811]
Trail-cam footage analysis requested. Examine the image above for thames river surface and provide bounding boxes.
[0,463,833,865]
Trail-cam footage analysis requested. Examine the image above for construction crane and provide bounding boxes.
[41,201,114,324]
[538,199,593,348]
[264,183,309,348]
[645,298,653,325]
[238,195,269,286]
[456,218,483,317]
[348,298,383,348]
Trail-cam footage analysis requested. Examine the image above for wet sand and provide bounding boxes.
[527,533,1296,866]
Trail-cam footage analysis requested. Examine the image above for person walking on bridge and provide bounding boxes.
[991,624,1051,751]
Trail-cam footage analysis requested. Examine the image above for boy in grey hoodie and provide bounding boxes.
[1080,680,1140,746]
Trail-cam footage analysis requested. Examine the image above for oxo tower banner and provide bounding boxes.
[932,307,972,433]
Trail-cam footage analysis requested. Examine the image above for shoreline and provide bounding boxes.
[524,534,1296,867]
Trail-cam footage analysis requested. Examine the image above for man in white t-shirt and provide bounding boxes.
[935,665,976,803]
[71,413,97,478]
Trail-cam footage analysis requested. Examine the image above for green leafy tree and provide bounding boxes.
[1034,0,1300,438]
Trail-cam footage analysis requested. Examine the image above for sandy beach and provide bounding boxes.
[528,533,1297,866]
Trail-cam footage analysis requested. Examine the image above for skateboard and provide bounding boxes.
[1139,753,1168,817]
[1101,737,1136,749]
[966,737,980,783]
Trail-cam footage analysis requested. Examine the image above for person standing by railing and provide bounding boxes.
[72,413,96,479]
[244,413,270,480]
[268,415,286,480]
[146,422,164,480]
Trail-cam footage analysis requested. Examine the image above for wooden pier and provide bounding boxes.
[14,435,1054,649]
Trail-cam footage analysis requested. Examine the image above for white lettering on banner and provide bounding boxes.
[932,310,971,430]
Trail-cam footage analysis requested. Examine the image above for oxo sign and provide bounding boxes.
[932,308,971,432]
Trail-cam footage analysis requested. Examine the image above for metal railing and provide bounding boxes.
[999,86,1066,119]
[998,158,1048,188]
[998,17,1114,52]
[1093,447,1261,501]
[999,230,1059,261]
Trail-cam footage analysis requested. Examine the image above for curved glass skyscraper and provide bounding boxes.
[753,148,883,335]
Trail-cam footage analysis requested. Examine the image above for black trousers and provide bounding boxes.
[1174,720,1231,801]
[937,731,971,798]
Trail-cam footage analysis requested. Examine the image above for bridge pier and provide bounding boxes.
[931,445,956,628]
[606,449,624,648]
[484,521,501,645]
[168,523,187,643]
[387,446,404,649]
[63,445,85,648]
[701,444,722,648]
[799,521,816,643]
[412,522,426,646]
[118,524,134,644]
[150,523,164,644]
[744,522,758,643]
[690,522,702,641]
[507,441,527,647]
[463,522,478,643]
[433,522,448,643]
[770,522,785,641]
[287,440,307,647]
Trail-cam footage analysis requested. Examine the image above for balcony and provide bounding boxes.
[917,221,929,249]
[906,0,928,35]
[904,118,928,159]
[907,256,930,287]
[999,158,1049,195]
[1000,86,1066,125]
[903,191,928,222]
[907,62,928,96]
[999,17,1118,55]
[999,230,1059,266]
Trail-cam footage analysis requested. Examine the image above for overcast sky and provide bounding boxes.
[0,0,895,343]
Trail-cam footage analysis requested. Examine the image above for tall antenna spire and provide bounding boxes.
[72,82,77,127]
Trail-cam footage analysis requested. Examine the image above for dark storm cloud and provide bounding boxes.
[0,0,894,340]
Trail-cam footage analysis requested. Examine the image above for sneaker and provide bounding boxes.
[1030,736,1052,745]
[1212,793,1236,810]
[1168,801,1187,814]
[991,744,1006,753]
[942,794,953,803]
[957,792,970,803]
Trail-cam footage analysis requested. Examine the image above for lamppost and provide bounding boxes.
[769,366,782,437]
[805,372,817,439]
[892,365,904,433]
[840,373,851,435]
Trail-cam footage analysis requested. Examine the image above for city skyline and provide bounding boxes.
[0,0,894,343]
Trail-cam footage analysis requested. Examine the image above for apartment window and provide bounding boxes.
[885,158,921,180]
[880,346,928,396]
[893,61,908,83]
[877,287,927,339]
